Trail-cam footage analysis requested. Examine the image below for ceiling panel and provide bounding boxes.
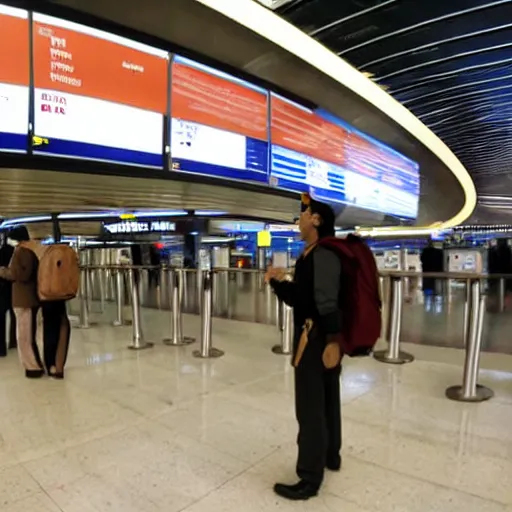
[0,168,299,222]
[274,0,512,223]
[37,0,468,225]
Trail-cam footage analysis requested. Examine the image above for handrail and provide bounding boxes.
[79,264,512,280]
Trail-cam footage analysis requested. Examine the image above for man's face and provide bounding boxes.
[298,207,320,240]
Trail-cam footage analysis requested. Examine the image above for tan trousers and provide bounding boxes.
[14,308,42,371]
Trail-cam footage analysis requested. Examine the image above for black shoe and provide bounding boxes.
[273,480,319,501]
[25,369,45,379]
[326,455,342,471]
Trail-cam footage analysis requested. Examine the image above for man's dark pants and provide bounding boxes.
[294,328,342,486]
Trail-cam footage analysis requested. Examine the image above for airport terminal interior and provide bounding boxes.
[1,0,512,510]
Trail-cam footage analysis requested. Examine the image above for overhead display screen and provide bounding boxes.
[344,129,420,219]
[269,94,348,204]
[0,4,29,153]
[32,13,168,167]
[170,56,268,183]
[270,97,420,220]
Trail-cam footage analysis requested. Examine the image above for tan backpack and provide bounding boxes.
[23,241,80,301]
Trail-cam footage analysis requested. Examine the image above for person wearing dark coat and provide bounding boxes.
[266,194,342,501]
[0,236,17,356]
[420,238,443,295]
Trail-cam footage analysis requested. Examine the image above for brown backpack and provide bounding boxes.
[23,242,80,301]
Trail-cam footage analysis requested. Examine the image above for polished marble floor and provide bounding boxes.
[1,307,512,512]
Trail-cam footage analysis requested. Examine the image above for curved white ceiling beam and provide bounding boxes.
[196,0,476,228]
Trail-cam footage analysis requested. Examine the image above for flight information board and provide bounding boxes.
[270,97,420,220]
[0,4,29,153]
[270,94,348,204]
[344,129,419,219]
[170,56,268,183]
[32,13,168,167]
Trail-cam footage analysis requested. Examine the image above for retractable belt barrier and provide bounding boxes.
[76,266,512,403]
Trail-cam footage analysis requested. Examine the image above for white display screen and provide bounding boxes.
[32,13,168,167]
[170,56,269,183]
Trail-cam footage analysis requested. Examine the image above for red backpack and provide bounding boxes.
[318,234,382,357]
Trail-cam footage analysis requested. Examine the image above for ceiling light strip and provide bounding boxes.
[195,0,477,228]
[378,41,512,82]
[338,0,510,56]
[391,58,512,94]
[308,0,397,37]
[418,92,512,119]
[360,23,512,69]
[403,74,512,106]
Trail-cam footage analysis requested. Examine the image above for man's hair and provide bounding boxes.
[8,225,30,242]
[301,194,336,239]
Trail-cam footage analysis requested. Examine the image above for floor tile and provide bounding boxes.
[1,308,511,512]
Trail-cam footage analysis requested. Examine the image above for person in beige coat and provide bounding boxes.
[0,226,43,378]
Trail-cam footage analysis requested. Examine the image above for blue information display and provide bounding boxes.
[270,97,420,220]
[270,145,346,204]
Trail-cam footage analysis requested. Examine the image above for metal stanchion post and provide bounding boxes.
[276,299,284,332]
[193,271,224,358]
[498,278,505,313]
[164,269,195,346]
[112,269,130,327]
[272,303,292,355]
[462,279,471,346]
[446,279,493,402]
[128,268,153,350]
[78,268,90,329]
[373,276,414,364]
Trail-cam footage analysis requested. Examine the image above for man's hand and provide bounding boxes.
[265,266,287,283]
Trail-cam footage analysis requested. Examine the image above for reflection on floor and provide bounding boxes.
[1,308,512,512]
[401,292,512,354]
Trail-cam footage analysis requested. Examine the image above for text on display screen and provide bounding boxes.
[32,12,168,167]
[170,56,269,183]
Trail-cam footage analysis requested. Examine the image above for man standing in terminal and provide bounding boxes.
[266,194,342,501]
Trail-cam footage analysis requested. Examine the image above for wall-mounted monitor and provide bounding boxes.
[170,56,268,183]
[0,4,29,153]
[269,94,347,204]
[343,126,420,220]
[0,4,420,224]
[32,13,168,167]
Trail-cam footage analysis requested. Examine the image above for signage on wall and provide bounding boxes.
[103,220,176,234]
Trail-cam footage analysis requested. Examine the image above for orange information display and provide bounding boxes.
[0,4,29,152]
[32,12,168,167]
[170,56,269,183]
[0,7,29,87]
[172,60,267,141]
[271,95,347,167]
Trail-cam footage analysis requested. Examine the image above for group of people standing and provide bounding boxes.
[0,226,70,379]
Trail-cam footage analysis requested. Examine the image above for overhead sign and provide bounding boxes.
[103,220,176,234]
[257,230,271,247]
